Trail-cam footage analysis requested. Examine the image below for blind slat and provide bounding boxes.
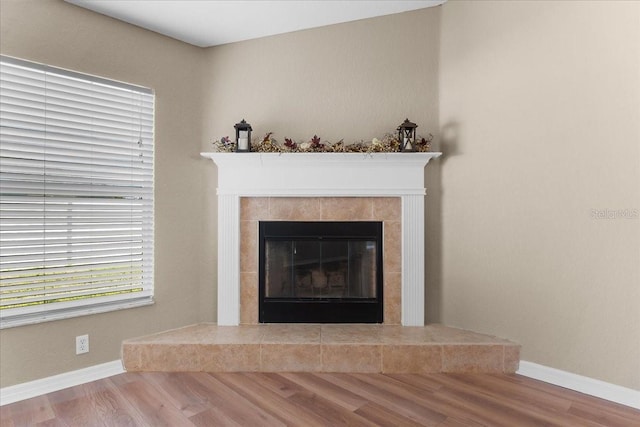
[1,263,153,282]
[1,265,144,287]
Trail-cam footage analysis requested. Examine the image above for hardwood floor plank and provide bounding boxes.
[357,373,531,427]
[318,373,447,426]
[568,401,640,427]
[280,372,370,412]
[118,377,196,426]
[80,378,141,426]
[187,407,245,427]
[190,373,286,427]
[503,374,640,421]
[102,372,141,388]
[212,372,338,427]
[240,372,304,398]
[142,371,213,418]
[0,416,16,427]
[1,395,55,426]
[286,390,377,426]
[427,374,582,427]
[446,374,573,413]
[354,402,429,427]
[49,396,105,426]
[436,417,486,427]
[33,419,68,427]
[350,373,491,426]
[102,377,157,427]
[44,386,83,407]
[429,374,607,427]
[384,373,444,393]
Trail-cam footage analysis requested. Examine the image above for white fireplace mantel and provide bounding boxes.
[201,151,441,326]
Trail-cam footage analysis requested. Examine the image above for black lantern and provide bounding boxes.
[234,119,252,152]
[397,118,418,152]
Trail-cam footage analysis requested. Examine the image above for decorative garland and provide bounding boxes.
[212,132,433,153]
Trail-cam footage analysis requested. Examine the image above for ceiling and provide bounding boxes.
[65,0,446,48]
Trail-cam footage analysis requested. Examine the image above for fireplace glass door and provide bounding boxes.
[259,221,383,323]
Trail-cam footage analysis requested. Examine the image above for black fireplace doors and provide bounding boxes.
[259,221,383,323]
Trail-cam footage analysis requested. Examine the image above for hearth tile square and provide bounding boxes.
[122,323,214,344]
[121,343,142,371]
[372,197,401,220]
[240,220,258,272]
[139,344,202,372]
[269,197,321,220]
[261,324,321,344]
[383,221,401,273]
[380,325,436,344]
[240,272,258,325]
[322,344,382,372]
[200,344,261,372]
[261,344,321,371]
[203,325,264,344]
[504,345,521,373]
[442,344,504,373]
[241,197,269,220]
[383,272,402,325]
[321,324,383,344]
[427,324,514,344]
[382,344,442,373]
[384,295,401,325]
[320,197,373,220]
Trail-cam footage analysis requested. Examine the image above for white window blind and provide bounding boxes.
[0,56,154,328]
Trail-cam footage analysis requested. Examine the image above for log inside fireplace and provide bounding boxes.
[258,221,383,323]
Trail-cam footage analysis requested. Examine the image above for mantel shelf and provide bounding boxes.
[201,151,442,197]
[201,151,442,165]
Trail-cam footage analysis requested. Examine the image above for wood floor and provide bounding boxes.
[2,373,639,426]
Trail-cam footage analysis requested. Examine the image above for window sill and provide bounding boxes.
[0,297,154,329]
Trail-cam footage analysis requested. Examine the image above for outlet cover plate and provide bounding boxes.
[76,334,89,354]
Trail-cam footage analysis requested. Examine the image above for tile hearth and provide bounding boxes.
[122,324,520,374]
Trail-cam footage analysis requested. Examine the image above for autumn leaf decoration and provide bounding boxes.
[262,132,274,143]
[310,135,324,150]
[415,134,434,150]
[284,137,297,150]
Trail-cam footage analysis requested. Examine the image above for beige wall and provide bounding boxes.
[0,0,211,387]
[439,0,640,390]
[200,8,440,147]
[1,0,638,393]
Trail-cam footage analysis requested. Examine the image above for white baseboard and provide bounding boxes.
[0,360,124,406]
[518,360,640,410]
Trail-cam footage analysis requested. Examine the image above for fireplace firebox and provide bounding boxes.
[259,221,383,323]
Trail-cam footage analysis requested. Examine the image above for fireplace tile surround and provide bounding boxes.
[240,196,401,324]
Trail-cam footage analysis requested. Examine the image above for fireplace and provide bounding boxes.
[259,221,383,323]
[201,152,441,326]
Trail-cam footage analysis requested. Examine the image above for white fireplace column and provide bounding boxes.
[216,193,241,325]
[202,152,441,326]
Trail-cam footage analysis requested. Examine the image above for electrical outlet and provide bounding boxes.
[76,334,89,355]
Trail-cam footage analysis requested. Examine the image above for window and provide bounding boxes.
[0,56,154,328]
